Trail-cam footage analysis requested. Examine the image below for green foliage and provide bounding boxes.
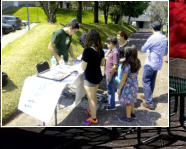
[149,1,168,26]
[123,2,149,18]
[40,2,59,23]
[109,1,150,24]
[109,4,122,24]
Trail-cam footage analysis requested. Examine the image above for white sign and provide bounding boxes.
[18,64,81,124]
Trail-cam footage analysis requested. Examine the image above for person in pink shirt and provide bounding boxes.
[105,36,119,110]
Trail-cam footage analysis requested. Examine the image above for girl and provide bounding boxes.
[81,29,105,124]
[117,45,141,122]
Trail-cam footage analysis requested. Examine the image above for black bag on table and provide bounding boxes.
[36,61,50,73]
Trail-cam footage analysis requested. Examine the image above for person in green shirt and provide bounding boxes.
[48,19,79,63]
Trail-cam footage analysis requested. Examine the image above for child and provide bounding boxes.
[105,36,119,110]
[117,45,141,122]
[81,29,105,124]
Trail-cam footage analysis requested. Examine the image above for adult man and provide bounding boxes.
[48,19,79,63]
[141,21,168,110]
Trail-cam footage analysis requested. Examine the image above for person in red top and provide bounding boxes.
[105,36,119,110]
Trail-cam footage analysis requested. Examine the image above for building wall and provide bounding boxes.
[143,22,151,29]
[136,21,151,29]
[17,1,36,7]
[2,1,14,11]
[2,1,36,12]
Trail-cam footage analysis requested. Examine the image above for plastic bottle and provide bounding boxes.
[51,56,57,68]
[59,55,65,65]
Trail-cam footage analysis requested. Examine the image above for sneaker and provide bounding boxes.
[118,117,132,123]
[143,103,155,110]
[105,106,116,111]
[83,117,98,124]
[131,113,136,119]
[84,109,91,116]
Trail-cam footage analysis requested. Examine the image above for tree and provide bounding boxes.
[109,2,149,24]
[109,6,121,24]
[123,2,150,24]
[59,2,63,8]
[77,2,82,23]
[94,2,99,23]
[99,2,110,24]
[82,2,94,10]
[149,1,168,25]
[109,2,126,24]
[40,2,59,23]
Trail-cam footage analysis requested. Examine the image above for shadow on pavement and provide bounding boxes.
[0,128,116,149]
[1,127,185,149]
[153,93,168,109]
[58,103,161,126]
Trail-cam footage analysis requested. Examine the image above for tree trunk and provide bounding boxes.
[115,15,121,24]
[104,11,108,24]
[103,4,109,24]
[40,2,59,23]
[66,3,70,9]
[94,2,99,23]
[77,2,82,23]
[59,2,63,8]
[128,16,131,24]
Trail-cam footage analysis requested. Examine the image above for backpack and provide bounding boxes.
[2,72,8,87]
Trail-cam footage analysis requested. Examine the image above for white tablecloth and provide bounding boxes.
[18,63,85,123]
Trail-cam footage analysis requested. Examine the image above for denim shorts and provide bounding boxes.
[84,79,97,87]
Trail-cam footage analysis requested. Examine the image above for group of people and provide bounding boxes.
[48,19,168,125]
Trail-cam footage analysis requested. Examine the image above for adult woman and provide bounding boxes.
[115,30,129,88]
[81,29,105,124]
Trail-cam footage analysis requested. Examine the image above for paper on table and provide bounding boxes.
[18,76,65,123]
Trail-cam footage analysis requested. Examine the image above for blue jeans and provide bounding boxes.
[142,65,157,106]
[106,76,116,108]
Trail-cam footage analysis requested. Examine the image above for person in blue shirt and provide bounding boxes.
[141,21,168,110]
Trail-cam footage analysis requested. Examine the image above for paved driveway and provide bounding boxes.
[2,23,39,49]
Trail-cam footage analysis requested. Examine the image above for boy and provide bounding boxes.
[105,36,119,110]
[48,19,79,64]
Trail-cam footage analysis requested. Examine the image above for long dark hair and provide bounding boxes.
[84,29,103,55]
[122,45,141,73]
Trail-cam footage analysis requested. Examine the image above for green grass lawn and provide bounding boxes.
[3,7,113,24]
[2,7,137,125]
